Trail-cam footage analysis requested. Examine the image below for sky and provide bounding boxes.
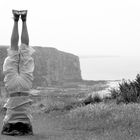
[0,0,140,80]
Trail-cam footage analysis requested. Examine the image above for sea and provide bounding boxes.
[80,56,140,81]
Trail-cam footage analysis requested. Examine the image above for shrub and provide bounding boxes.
[110,74,140,103]
[83,93,102,105]
[92,93,102,103]
[109,88,120,99]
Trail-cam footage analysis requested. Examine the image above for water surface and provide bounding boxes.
[80,56,140,80]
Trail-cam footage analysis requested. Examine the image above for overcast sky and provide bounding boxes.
[1,0,140,80]
[0,0,140,57]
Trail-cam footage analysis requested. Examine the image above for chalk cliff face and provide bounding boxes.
[0,46,82,87]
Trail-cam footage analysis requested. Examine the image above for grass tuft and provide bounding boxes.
[83,93,102,105]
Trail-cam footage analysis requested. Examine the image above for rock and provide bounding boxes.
[0,46,82,87]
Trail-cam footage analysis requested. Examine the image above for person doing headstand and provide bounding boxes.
[1,10,35,136]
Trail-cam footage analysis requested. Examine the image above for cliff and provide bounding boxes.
[0,46,82,87]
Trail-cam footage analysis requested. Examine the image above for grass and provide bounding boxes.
[30,81,108,113]
[1,80,140,139]
[31,80,140,139]
[62,102,140,139]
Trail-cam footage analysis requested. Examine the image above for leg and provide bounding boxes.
[10,10,20,51]
[21,11,29,46]
[11,21,19,51]
[21,22,29,45]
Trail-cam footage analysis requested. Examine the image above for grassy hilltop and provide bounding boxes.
[0,79,140,139]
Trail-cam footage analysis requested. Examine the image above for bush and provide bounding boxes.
[110,74,140,103]
[83,93,102,105]
[109,88,120,99]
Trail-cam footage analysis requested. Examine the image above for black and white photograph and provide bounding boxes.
[0,0,140,139]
